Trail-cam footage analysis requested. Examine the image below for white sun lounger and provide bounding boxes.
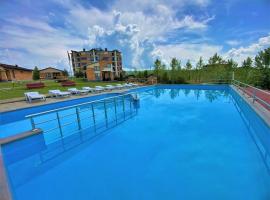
[95,86,105,92]
[49,90,71,98]
[130,83,139,87]
[105,85,116,90]
[123,83,133,88]
[25,92,46,103]
[68,88,88,95]
[82,87,95,93]
[115,84,124,89]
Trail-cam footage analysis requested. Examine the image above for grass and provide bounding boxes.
[0,79,124,100]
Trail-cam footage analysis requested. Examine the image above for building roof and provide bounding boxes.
[71,48,121,53]
[0,63,33,71]
[39,67,64,72]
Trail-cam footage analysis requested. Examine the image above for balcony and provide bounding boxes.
[102,67,113,72]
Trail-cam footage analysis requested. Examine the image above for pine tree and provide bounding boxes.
[32,66,40,80]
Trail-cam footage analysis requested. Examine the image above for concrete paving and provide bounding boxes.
[0,88,131,112]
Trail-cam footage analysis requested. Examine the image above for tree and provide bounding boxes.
[154,59,162,80]
[227,58,238,69]
[196,57,204,82]
[74,69,84,78]
[254,47,270,89]
[161,71,169,83]
[177,60,182,71]
[196,57,204,69]
[208,53,225,65]
[63,69,69,77]
[185,60,193,81]
[185,60,192,70]
[255,47,270,69]
[32,66,40,80]
[242,57,253,68]
[143,70,148,78]
[170,58,178,83]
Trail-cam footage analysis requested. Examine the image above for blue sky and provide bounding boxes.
[0,0,270,71]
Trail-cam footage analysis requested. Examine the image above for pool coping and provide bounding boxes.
[230,85,270,127]
[0,128,43,200]
[0,146,13,200]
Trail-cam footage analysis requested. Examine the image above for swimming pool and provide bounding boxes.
[1,85,270,200]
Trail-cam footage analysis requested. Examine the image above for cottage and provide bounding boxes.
[0,63,32,81]
[39,67,67,80]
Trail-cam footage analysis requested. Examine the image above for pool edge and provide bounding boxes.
[0,146,13,200]
[230,85,270,127]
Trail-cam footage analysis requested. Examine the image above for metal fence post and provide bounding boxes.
[56,112,63,137]
[76,107,82,130]
[30,117,35,130]
[122,96,126,119]
[91,104,96,132]
[252,88,256,103]
[129,95,132,113]
[104,100,108,128]
[114,98,117,123]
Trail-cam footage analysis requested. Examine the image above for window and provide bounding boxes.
[95,73,100,80]
[96,56,99,61]
[94,66,100,71]
[102,57,109,61]
[12,70,15,78]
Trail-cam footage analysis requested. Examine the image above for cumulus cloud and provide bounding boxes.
[71,1,215,69]
[5,0,267,71]
[225,34,270,63]
[152,43,222,66]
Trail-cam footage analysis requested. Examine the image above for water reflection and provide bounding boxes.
[151,88,229,103]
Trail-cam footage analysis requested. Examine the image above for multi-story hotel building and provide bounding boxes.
[69,48,123,81]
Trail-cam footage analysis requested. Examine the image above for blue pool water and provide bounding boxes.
[1,85,270,200]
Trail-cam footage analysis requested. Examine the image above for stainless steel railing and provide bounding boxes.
[26,92,139,141]
[232,79,270,110]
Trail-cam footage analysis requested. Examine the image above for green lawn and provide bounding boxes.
[0,79,124,100]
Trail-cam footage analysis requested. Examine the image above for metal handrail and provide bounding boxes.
[233,80,270,95]
[26,91,137,118]
[27,91,139,136]
[232,79,270,109]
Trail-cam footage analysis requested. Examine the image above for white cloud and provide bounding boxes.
[152,43,222,66]
[0,0,215,70]
[226,40,240,46]
[225,33,270,63]
[0,17,84,70]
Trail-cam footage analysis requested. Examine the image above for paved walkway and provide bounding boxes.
[239,86,270,110]
[0,89,131,113]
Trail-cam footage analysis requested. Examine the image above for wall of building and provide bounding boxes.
[1,69,32,81]
[86,68,96,81]
[14,70,32,80]
[71,49,122,80]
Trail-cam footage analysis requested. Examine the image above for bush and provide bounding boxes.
[175,76,186,84]
[74,70,84,78]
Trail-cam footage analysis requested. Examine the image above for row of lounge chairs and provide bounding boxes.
[24,83,139,103]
